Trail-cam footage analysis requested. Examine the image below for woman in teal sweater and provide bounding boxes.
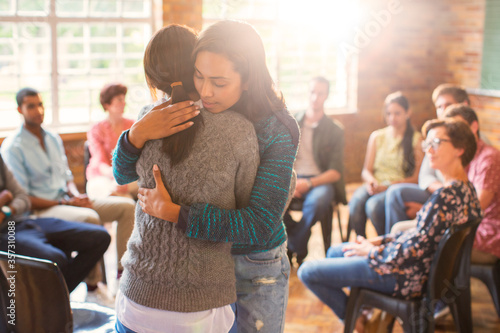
[113,21,299,333]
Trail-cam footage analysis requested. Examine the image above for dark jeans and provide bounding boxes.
[285,178,335,257]
[348,185,387,237]
[0,218,110,292]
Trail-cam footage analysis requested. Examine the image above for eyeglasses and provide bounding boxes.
[421,138,451,151]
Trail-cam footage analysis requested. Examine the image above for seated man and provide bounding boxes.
[1,87,135,297]
[0,153,110,293]
[384,84,471,231]
[284,76,346,265]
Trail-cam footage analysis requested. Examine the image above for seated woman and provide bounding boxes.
[349,91,423,236]
[298,119,482,332]
[86,83,137,200]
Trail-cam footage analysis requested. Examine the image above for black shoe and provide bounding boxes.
[296,254,306,267]
[287,250,294,266]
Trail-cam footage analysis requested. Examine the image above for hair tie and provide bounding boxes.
[170,81,182,88]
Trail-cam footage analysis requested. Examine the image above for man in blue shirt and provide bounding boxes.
[1,87,135,304]
[0,153,110,293]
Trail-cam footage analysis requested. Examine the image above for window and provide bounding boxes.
[202,0,359,114]
[0,0,156,133]
[481,0,500,91]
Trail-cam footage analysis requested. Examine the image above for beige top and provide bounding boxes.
[373,126,421,182]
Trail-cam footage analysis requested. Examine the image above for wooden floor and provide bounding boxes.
[283,184,500,332]
[78,183,500,332]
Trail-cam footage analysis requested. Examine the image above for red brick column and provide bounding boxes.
[162,0,203,31]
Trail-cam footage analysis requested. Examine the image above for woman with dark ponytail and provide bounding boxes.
[113,24,260,332]
[348,91,424,238]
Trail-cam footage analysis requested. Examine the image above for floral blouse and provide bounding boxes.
[368,180,482,299]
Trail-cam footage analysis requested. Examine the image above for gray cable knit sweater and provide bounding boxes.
[120,106,259,313]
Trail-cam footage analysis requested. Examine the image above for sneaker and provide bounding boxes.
[433,301,450,320]
[86,282,116,308]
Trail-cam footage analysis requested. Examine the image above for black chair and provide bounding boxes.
[83,140,91,188]
[0,251,115,333]
[344,217,481,333]
[471,259,500,317]
[288,197,346,254]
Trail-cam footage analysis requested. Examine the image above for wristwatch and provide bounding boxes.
[1,206,12,218]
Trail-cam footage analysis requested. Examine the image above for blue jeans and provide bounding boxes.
[348,185,386,237]
[385,183,431,232]
[0,218,110,292]
[231,242,290,333]
[285,178,334,257]
[297,243,397,320]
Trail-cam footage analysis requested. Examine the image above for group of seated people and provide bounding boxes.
[1,74,498,331]
[0,85,137,308]
[293,83,500,331]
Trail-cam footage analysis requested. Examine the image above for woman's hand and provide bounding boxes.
[129,100,200,149]
[293,179,310,198]
[138,164,180,222]
[343,236,376,257]
[366,181,377,195]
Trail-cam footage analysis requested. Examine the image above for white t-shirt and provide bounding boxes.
[294,122,322,176]
[116,290,235,333]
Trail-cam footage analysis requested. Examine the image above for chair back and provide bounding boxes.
[426,217,481,306]
[0,251,73,333]
[83,141,91,186]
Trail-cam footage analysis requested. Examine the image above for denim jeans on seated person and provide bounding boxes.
[285,178,334,257]
[384,183,431,233]
[348,185,387,237]
[0,217,110,293]
[231,242,290,333]
[297,243,397,320]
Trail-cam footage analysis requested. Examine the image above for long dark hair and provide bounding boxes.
[384,91,415,177]
[143,24,202,166]
[193,20,285,122]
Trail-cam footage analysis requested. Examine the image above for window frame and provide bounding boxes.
[201,1,358,115]
[0,0,158,135]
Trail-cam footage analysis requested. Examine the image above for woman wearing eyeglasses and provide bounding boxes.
[348,91,424,238]
[298,119,482,332]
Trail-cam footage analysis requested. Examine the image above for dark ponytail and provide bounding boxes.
[143,24,202,167]
[384,91,415,177]
[401,117,415,177]
[162,82,203,166]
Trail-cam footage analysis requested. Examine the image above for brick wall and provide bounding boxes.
[334,0,446,182]
[334,0,500,182]
[162,0,202,30]
[439,0,500,150]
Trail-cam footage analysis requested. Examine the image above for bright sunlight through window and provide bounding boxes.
[203,0,360,114]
